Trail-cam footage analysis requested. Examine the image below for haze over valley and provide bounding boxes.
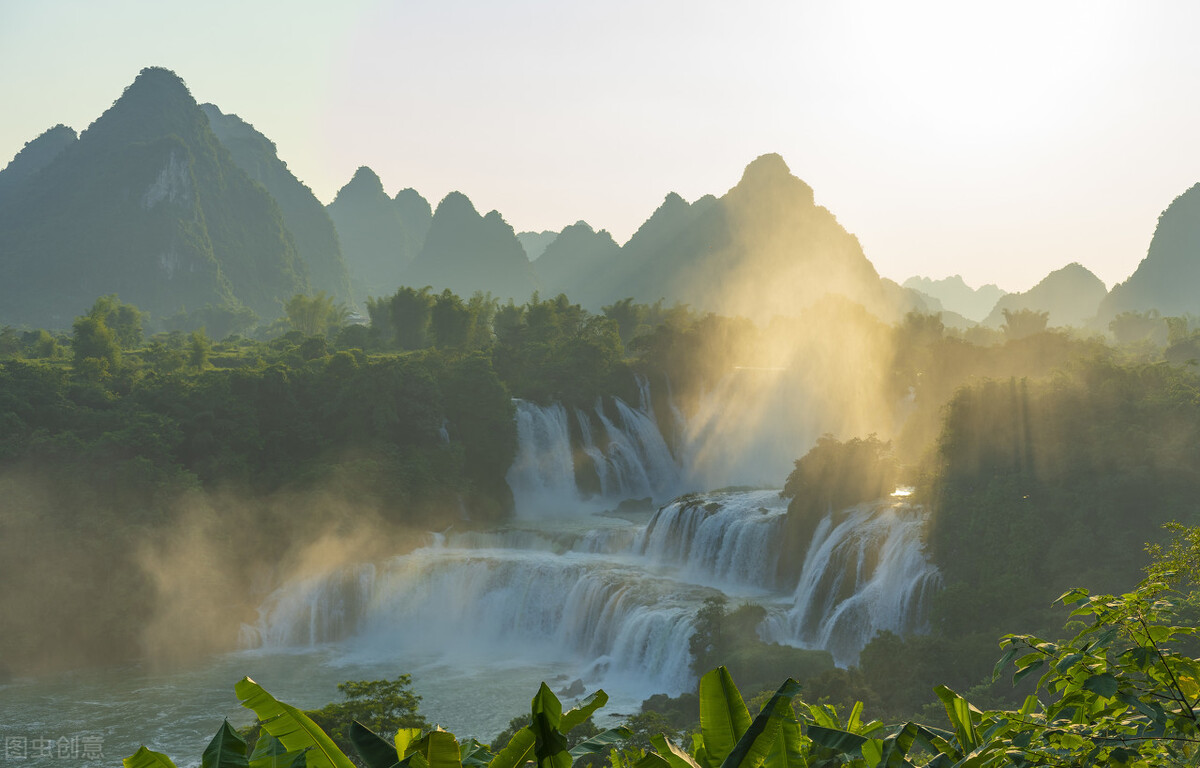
[5,5,1200,766]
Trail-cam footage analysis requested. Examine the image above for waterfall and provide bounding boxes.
[507,388,680,514]
[761,500,942,666]
[249,546,703,695]
[634,490,788,591]
[506,401,580,515]
[247,489,939,688]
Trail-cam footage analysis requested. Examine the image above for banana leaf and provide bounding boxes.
[235,676,356,768]
[202,721,249,768]
[351,721,402,768]
[124,746,179,768]
[697,667,752,768]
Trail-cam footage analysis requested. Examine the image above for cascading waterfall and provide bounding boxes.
[507,384,680,514]
[506,401,579,515]
[245,377,941,701]
[248,547,702,694]
[634,490,788,592]
[760,499,942,666]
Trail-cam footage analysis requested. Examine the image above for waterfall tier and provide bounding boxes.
[246,491,938,687]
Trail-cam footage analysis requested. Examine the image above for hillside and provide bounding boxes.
[0,67,307,328]
[201,103,352,305]
[982,262,1107,328]
[327,166,419,303]
[564,154,922,321]
[1100,183,1200,320]
[403,191,539,302]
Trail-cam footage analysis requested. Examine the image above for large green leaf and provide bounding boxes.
[530,684,571,768]
[248,733,309,768]
[397,728,424,757]
[487,726,535,768]
[235,676,357,768]
[460,738,495,768]
[806,725,866,755]
[933,687,981,754]
[649,735,702,768]
[351,721,402,768]
[561,690,607,734]
[634,754,673,768]
[871,722,920,768]
[758,706,804,768]
[698,667,752,768]
[202,721,249,768]
[718,678,802,768]
[568,727,633,760]
[124,746,179,768]
[405,730,463,768]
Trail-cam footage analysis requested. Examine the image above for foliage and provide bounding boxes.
[776,435,897,586]
[285,292,351,337]
[1001,308,1050,341]
[688,596,835,697]
[304,676,428,759]
[72,313,121,372]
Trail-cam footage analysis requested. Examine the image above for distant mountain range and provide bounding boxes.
[902,275,1005,323]
[4,67,1198,332]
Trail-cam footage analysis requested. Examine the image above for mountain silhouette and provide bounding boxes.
[532,222,620,301]
[0,124,77,205]
[574,153,920,321]
[403,191,538,302]
[1100,183,1200,321]
[326,166,419,303]
[201,103,352,306]
[903,275,1005,323]
[0,67,307,328]
[982,262,1107,328]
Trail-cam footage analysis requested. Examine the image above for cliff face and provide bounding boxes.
[202,103,352,306]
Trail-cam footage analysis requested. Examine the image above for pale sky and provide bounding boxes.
[3,0,1199,293]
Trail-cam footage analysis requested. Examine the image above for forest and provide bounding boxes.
[2,287,1200,766]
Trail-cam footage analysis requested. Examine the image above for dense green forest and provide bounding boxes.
[2,287,1199,739]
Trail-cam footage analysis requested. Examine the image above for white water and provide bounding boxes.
[246,492,937,695]
[506,381,681,514]
[5,380,939,764]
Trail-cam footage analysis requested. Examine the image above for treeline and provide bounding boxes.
[5,282,1200,694]
[769,356,1200,722]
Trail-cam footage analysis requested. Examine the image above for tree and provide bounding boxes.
[1001,307,1049,341]
[389,286,435,350]
[305,675,428,754]
[431,289,472,349]
[1110,310,1164,346]
[87,295,144,349]
[187,330,211,371]
[71,313,120,371]
[284,291,350,337]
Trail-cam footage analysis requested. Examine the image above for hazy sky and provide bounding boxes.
[3,0,1199,293]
